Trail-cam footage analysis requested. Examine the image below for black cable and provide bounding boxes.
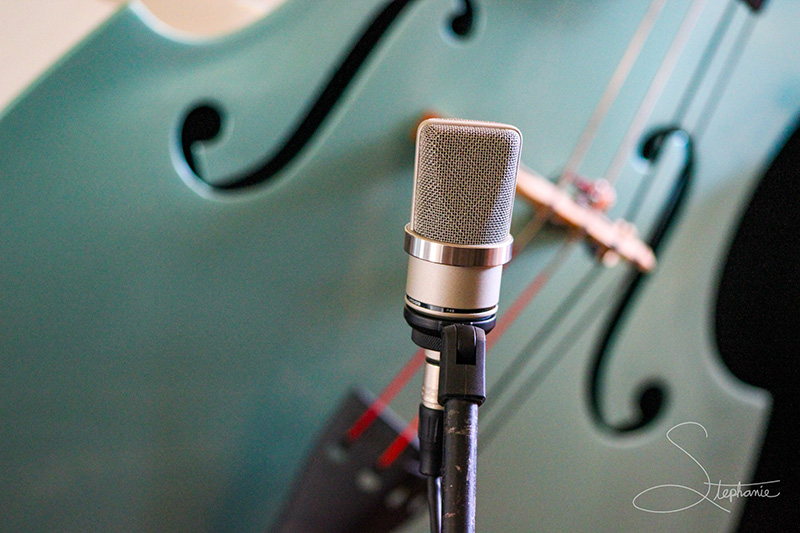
[418,403,444,532]
[427,476,442,533]
[441,399,479,533]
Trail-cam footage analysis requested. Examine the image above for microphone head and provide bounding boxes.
[411,119,522,246]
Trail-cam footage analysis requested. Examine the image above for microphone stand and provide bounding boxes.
[439,324,485,533]
[417,322,486,533]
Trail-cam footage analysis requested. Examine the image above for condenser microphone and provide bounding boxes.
[403,118,522,349]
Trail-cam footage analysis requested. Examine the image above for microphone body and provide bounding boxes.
[404,118,522,343]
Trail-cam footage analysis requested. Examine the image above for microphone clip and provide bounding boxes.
[438,324,486,406]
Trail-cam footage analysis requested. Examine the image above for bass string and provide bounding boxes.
[471,0,730,431]
[559,0,669,188]
[603,0,710,187]
[622,0,739,220]
[671,0,739,126]
[515,0,670,250]
[486,241,576,354]
[482,0,755,444]
[480,266,612,449]
[354,0,748,466]
[511,0,704,252]
[481,151,679,444]
[692,12,757,142]
[584,6,759,433]
[482,261,602,421]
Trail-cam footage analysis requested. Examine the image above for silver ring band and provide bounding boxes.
[404,225,513,267]
[405,296,498,320]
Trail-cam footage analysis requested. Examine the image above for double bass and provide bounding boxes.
[1,0,797,530]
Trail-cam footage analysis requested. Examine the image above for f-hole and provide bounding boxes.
[176,0,476,192]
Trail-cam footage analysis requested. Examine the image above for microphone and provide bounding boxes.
[404,118,522,533]
[403,118,522,349]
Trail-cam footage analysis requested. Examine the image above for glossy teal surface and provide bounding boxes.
[1,1,798,530]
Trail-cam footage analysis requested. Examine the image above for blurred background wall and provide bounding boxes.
[0,0,286,111]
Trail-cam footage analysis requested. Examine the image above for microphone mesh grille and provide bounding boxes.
[412,120,521,245]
